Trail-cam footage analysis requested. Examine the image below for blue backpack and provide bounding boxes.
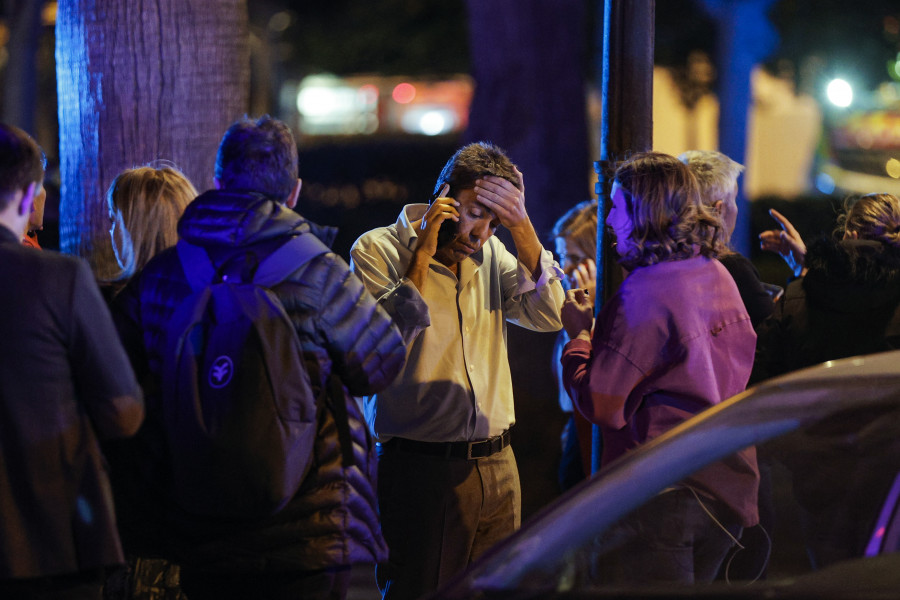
[162,235,328,518]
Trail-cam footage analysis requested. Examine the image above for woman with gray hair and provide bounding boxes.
[679,149,776,326]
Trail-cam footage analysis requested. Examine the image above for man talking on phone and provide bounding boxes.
[351,142,564,600]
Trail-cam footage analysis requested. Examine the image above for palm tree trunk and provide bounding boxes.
[464,0,591,238]
[56,0,249,277]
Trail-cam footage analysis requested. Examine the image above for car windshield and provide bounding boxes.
[524,403,900,594]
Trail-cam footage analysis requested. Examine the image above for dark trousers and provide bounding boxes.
[595,487,741,585]
[0,569,105,600]
[558,415,587,492]
[179,566,351,600]
[376,444,520,600]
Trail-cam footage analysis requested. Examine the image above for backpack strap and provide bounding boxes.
[253,233,330,288]
[323,373,355,469]
[176,234,330,290]
[177,240,217,292]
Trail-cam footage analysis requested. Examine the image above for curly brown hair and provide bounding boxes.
[613,152,725,271]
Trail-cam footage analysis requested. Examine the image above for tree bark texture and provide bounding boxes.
[464,0,590,240]
[56,0,249,275]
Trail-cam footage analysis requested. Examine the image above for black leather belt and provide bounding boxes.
[387,429,512,460]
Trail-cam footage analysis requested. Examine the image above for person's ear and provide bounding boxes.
[18,182,36,217]
[713,200,725,216]
[286,178,301,209]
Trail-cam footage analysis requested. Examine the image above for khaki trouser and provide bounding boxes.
[375,443,520,600]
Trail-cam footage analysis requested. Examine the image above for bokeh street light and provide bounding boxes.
[826,78,854,107]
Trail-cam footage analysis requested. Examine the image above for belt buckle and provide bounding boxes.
[467,435,499,460]
[466,440,477,460]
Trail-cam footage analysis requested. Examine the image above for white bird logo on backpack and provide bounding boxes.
[209,356,234,388]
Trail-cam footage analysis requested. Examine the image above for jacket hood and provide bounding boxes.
[178,189,337,249]
[803,237,900,313]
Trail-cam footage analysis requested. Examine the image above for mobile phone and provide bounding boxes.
[429,192,458,249]
[761,282,784,302]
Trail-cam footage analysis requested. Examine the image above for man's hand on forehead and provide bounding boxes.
[474,166,528,229]
[474,200,498,221]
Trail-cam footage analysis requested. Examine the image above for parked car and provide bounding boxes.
[432,350,900,599]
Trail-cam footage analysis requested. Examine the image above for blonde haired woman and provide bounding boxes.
[560,152,759,584]
[105,165,197,297]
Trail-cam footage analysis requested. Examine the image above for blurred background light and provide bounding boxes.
[418,111,448,135]
[392,82,416,104]
[826,78,853,107]
[400,107,457,136]
[268,11,292,33]
[285,74,472,138]
[887,158,900,179]
[815,171,836,194]
[358,84,379,106]
[296,74,377,135]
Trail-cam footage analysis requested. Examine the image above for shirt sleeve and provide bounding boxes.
[497,243,565,332]
[561,336,645,430]
[69,260,144,439]
[350,234,430,344]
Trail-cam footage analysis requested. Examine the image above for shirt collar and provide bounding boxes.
[396,204,429,251]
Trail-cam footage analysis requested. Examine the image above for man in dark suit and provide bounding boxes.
[0,123,144,599]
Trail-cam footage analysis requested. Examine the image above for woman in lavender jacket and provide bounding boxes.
[560,152,759,585]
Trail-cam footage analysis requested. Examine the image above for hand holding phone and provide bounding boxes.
[430,191,459,249]
[417,185,459,257]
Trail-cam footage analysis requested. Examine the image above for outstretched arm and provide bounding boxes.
[759,208,807,278]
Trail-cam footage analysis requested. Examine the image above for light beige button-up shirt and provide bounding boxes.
[350,204,565,442]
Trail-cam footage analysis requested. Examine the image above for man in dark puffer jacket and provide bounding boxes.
[112,116,405,599]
